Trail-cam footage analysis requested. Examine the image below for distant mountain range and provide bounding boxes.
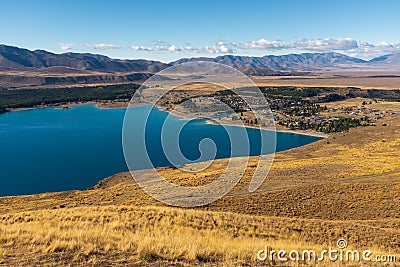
[172,52,368,71]
[0,45,169,73]
[0,44,399,89]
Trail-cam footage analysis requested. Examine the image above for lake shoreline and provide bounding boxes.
[155,104,328,138]
[205,119,328,138]
[5,100,328,138]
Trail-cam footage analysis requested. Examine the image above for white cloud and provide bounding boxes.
[232,38,358,51]
[168,45,182,52]
[152,39,167,44]
[232,39,289,50]
[216,40,227,46]
[86,43,120,50]
[59,43,76,51]
[195,45,234,54]
[219,45,231,53]
[293,38,358,51]
[129,42,234,54]
[347,41,400,59]
[130,45,155,51]
[230,38,400,59]
[376,42,395,48]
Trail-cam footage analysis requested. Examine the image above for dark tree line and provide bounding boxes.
[261,86,321,98]
[279,117,366,133]
[0,83,139,110]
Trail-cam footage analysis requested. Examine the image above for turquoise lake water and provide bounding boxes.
[0,104,321,196]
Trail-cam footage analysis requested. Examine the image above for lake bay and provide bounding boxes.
[0,105,321,196]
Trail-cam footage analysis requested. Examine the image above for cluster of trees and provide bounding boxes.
[367,89,400,101]
[272,100,325,117]
[279,117,366,133]
[362,100,375,105]
[260,86,321,98]
[319,94,347,102]
[180,98,230,113]
[0,83,139,110]
[242,118,258,125]
[223,86,400,103]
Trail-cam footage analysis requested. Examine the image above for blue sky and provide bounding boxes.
[1,0,400,62]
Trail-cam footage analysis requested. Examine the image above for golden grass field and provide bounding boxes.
[1,98,400,266]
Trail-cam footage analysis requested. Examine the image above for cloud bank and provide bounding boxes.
[129,38,400,58]
[130,42,233,54]
[59,38,400,59]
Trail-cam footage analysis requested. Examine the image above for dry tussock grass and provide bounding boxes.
[1,205,398,266]
[324,97,400,110]
[270,136,400,178]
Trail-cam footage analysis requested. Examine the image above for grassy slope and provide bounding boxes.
[0,100,400,266]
